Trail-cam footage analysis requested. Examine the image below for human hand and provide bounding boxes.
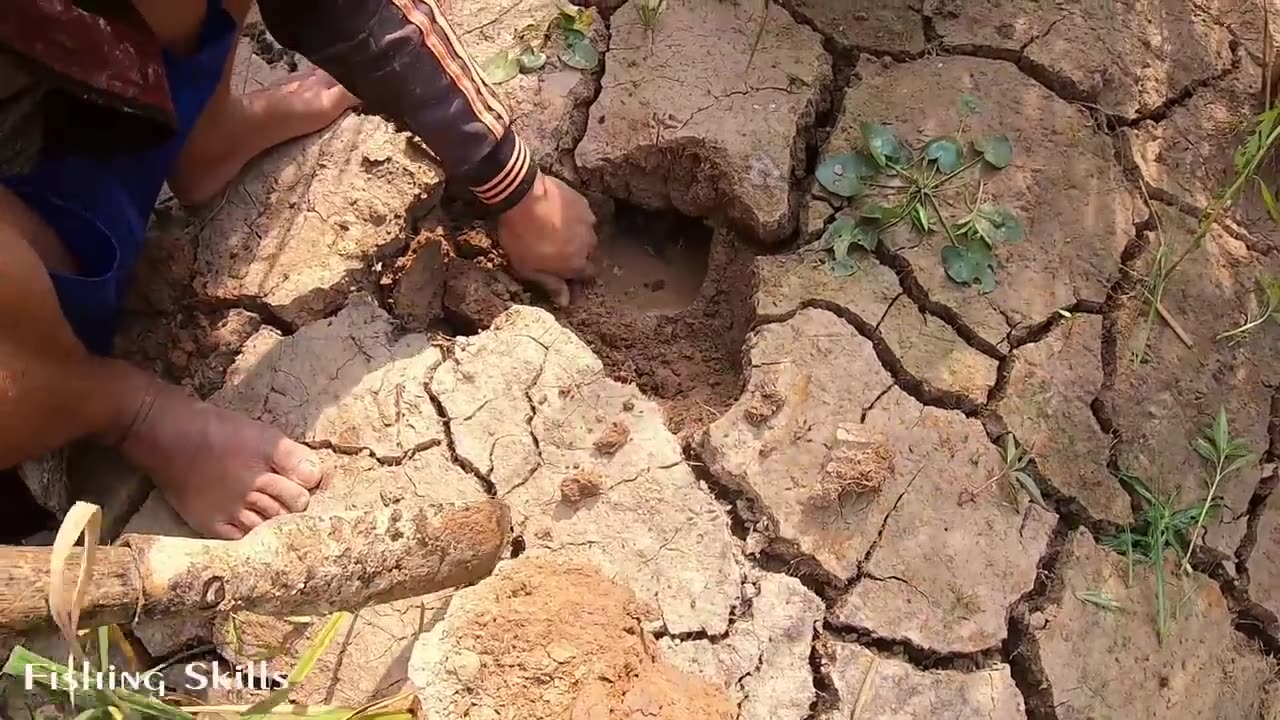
[496,171,598,306]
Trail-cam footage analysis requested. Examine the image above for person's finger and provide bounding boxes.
[525,271,572,307]
[572,253,600,280]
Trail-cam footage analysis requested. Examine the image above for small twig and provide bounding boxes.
[1155,302,1194,348]
[1262,0,1273,108]
[745,0,769,73]
[851,654,880,719]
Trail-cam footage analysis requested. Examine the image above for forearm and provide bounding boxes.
[258,0,538,214]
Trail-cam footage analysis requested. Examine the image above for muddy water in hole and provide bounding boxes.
[558,204,750,437]
[587,204,710,313]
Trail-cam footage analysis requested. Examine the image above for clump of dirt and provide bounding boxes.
[744,376,786,425]
[412,557,736,719]
[812,425,896,503]
[560,468,605,506]
[435,202,754,438]
[593,420,631,455]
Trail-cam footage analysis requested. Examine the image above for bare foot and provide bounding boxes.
[169,67,359,207]
[119,381,325,539]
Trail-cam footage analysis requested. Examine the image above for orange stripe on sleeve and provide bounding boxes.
[471,134,525,194]
[474,141,531,205]
[418,0,511,124]
[389,0,505,139]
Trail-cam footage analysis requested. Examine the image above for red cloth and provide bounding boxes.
[1,0,177,142]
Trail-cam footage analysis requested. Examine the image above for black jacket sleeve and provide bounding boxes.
[257,0,537,214]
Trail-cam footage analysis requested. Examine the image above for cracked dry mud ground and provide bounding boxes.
[62,0,1280,718]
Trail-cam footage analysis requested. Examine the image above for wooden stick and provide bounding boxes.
[0,500,510,634]
[1155,300,1194,348]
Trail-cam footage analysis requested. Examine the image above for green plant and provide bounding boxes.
[1181,408,1257,572]
[957,434,1048,509]
[481,6,599,85]
[811,99,1021,291]
[1132,100,1280,361]
[1102,472,1219,645]
[1217,273,1280,344]
[637,0,667,47]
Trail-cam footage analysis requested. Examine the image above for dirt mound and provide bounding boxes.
[424,205,754,439]
[408,557,735,720]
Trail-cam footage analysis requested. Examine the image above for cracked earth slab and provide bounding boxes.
[703,308,1055,652]
[926,0,1234,121]
[575,0,831,242]
[788,0,926,56]
[1248,484,1280,627]
[1122,54,1280,255]
[995,314,1131,525]
[431,306,743,635]
[660,572,824,720]
[829,56,1142,349]
[193,112,442,326]
[755,251,997,401]
[831,387,1055,653]
[1107,203,1280,555]
[213,295,445,461]
[407,557,735,719]
[450,0,606,182]
[816,639,1025,719]
[1031,530,1272,718]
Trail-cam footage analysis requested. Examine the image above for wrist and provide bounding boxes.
[464,132,538,216]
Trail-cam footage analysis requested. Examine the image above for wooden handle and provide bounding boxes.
[0,500,510,634]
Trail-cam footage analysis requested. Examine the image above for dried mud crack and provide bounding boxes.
[83,4,1280,718]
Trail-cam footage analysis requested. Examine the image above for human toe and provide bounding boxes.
[245,491,288,519]
[256,472,312,513]
[272,439,326,490]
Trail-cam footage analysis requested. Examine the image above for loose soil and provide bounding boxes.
[556,206,753,438]
[436,201,754,439]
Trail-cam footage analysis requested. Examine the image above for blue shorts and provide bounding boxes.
[1,0,235,356]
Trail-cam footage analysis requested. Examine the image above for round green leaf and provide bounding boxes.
[518,48,547,72]
[850,223,880,252]
[974,135,1013,169]
[561,27,588,45]
[976,203,1025,242]
[941,238,997,293]
[560,37,599,70]
[829,256,860,277]
[482,50,520,85]
[861,122,905,168]
[816,153,873,198]
[818,217,856,251]
[923,136,964,173]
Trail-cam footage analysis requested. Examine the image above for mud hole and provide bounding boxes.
[425,200,755,439]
